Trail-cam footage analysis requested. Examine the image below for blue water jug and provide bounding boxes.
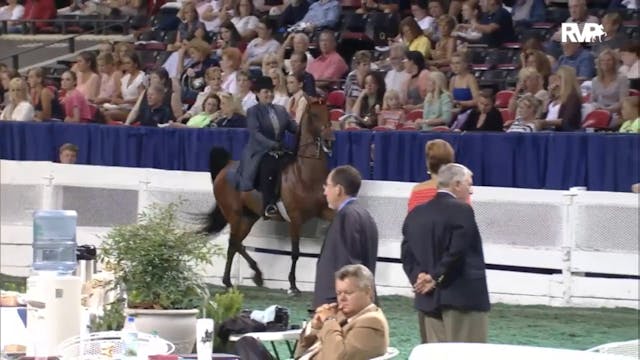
[32,210,78,274]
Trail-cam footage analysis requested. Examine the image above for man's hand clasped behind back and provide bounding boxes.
[414,272,435,294]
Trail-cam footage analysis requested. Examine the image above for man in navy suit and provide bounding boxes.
[237,76,298,217]
[313,165,379,307]
[401,163,490,343]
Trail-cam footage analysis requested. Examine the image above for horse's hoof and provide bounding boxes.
[253,273,264,287]
[287,288,301,297]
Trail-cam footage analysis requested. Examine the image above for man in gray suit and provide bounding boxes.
[236,76,298,218]
[313,165,379,307]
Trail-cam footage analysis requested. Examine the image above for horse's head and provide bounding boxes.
[300,98,335,156]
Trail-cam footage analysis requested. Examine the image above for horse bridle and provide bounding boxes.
[298,136,331,159]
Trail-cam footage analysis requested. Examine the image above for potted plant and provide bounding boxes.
[100,201,223,354]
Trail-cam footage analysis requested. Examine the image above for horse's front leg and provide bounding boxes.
[287,221,302,296]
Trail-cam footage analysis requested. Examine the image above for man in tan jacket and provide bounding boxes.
[294,264,389,360]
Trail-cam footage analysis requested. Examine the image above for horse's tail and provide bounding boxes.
[204,147,231,234]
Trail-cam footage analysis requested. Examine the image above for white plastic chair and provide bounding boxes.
[586,339,639,358]
[371,347,399,360]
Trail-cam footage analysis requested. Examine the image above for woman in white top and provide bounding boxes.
[242,17,281,69]
[231,0,260,40]
[619,42,639,80]
[236,70,257,112]
[286,72,308,124]
[103,52,145,122]
[269,68,289,107]
[0,0,24,23]
[220,47,242,95]
[1,78,34,122]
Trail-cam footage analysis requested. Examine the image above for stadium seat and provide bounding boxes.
[329,108,344,122]
[499,108,513,123]
[495,90,514,108]
[582,109,611,129]
[406,109,423,121]
[629,89,640,97]
[327,90,346,109]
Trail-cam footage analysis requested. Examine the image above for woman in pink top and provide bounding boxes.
[95,52,122,105]
[73,51,101,102]
[60,71,92,123]
[407,139,456,213]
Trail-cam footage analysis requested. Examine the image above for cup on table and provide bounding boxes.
[196,318,215,360]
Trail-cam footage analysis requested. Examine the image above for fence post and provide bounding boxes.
[68,37,76,54]
[11,55,19,71]
[561,189,579,306]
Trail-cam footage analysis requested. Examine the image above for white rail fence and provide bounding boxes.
[1,160,638,309]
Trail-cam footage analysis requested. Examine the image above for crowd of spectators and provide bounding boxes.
[0,0,638,133]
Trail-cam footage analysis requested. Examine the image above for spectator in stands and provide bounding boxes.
[0,0,25,30]
[619,96,639,133]
[307,31,348,90]
[220,48,242,97]
[177,38,218,103]
[171,93,220,128]
[289,51,317,97]
[213,91,247,128]
[465,0,515,48]
[396,17,431,58]
[27,68,64,121]
[278,33,314,75]
[163,2,207,77]
[523,49,552,85]
[215,20,243,57]
[453,0,481,48]
[95,53,122,106]
[378,89,406,129]
[460,89,504,131]
[384,44,410,105]
[237,70,258,112]
[113,42,134,71]
[295,265,389,360]
[511,0,545,28]
[591,13,626,55]
[59,71,92,123]
[104,51,145,122]
[542,66,582,132]
[508,67,549,119]
[58,143,78,164]
[507,94,543,132]
[346,72,385,129]
[125,84,172,127]
[403,51,430,111]
[178,67,223,123]
[555,42,596,81]
[261,53,281,77]
[294,0,341,33]
[0,67,20,110]
[548,0,599,58]
[428,15,456,68]
[197,0,232,33]
[619,41,640,81]
[425,0,445,43]
[449,52,479,111]
[414,71,452,130]
[73,51,100,102]
[232,0,260,40]
[242,17,281,70]
[410,0,433,32]
[344,51,373,114]
[286,73,308,123]
[590,49,629,114]
[254,0,289,15]
[356,0,400,14]
[17,0,57,34]
[279,0,310,29]
[407,139,455,213]
[0,78,34,122]
[268,68,289,107]
[127,68,182,125]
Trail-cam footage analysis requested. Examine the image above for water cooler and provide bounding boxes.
[26,210,83,357]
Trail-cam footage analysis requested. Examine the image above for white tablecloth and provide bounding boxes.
[0,307,28,349]
[409,343,632,360]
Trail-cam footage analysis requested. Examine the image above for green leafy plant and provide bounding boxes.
[99,201,223,309]
[201,288,244,325]
[90,299,126,332]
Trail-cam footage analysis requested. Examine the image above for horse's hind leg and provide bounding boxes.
[287,222,302,296]
[233,214,264,287]
[222,239,236,289]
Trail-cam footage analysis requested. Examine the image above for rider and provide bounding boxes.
[238,76,298,218]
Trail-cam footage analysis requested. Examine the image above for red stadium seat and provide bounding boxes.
[582,109,611,129]
[329,108,344,122]
[629,89,640,97]
[499,108,513,123]
[495,90,514,108]
[326,90,346,109]
[406,109,423,121]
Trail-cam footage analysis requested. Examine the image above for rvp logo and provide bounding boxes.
[561,23,607,43]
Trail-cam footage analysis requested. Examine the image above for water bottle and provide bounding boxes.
[121,316,139,360]
[32,210,78,274]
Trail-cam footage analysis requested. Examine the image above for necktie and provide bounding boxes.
[268,105,280,139]
[289,97,297,117]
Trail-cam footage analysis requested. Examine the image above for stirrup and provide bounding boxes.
[264,204,278,217]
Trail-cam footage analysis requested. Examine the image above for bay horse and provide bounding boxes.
[204,101,335,295]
